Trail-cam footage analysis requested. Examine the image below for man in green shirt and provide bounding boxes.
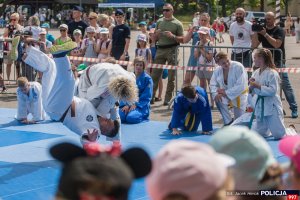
[152,3,184,106]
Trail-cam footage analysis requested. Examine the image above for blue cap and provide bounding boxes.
[41,23,50,28]
[139,21,147,26]
[73,5,83,12]
[115,9,124,16]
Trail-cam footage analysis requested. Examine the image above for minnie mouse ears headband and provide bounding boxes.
[50,142,152,179]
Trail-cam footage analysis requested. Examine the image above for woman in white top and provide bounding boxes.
[24,16,42,40]
[210,51,248,125]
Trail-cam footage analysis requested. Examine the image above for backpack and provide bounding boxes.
[99,40,111,51]
[135,48,150,61]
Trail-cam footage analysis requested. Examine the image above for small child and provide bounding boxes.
[135,33,152,65]
[96,28,111,61]
[16,77,46,124]
[249,48,286,139]
[70,29,83,67]
[81,26,98,66]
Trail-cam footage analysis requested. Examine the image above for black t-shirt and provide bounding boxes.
[258,26,285,66]
[112,24,131,47]
[67,20,88,40]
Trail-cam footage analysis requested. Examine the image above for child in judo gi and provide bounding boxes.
[119,57,153,123]
[249,48,286,139]
[16,76,46,124]
[210,51,248,125]
[169,85,213,135]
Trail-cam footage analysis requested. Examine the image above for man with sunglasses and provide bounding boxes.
[67,6,88,41]
[16,76,46,124]
[252,11,298,118]
[151,3,184,106]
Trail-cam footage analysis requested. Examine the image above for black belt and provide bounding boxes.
[59,105,71,122]
[157,43,179,49]
[59,100,76,122]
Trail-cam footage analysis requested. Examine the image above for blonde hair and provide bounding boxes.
[133,56,146,69]
[215,51,228,63]
[108,76,138,104]
[98,14,109,22]
[10,13,20,20]
[17,77,29,87]
[30,16,40,26]
[253,48,275,69]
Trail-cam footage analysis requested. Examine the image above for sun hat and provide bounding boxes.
[137,33,147,42]
[279,136,300,173]
[73,29,82,35]
[41,23,50,28]
[139,21,147,26]
[209,126,277,190]
[99,28,109,34]
[39,28,47,35]
[59,24,68,30]
[197,26,210,34]
[146,140,235,200]
[86,26,96,33]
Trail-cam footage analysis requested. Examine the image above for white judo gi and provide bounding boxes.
[16,82,46,122]
[210,61,248,125]
[23,46,100,141]
[250,68,286,139]
[78,63,136,141]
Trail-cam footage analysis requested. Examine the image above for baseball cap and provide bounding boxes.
[209,126,277,190]
[73,5,83,12]
[279,136,300,173]
[86,26,96,33]
[22,30,33,36]
[39,28,47,35]
[59,24,68,30]
[41,23,50,28]
[99,28,109,34]
[115,9,124,16]
[139,21,147,26]
[73,29,82,35]
[197,26,210,34]
[137,33,147,42]
[50,142,151,200]
[146,140,235,200]
[77,63,88,72]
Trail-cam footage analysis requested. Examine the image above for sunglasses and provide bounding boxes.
[60,29,67,32]
[89,17,96,20]
[163,9,172,12]
[10,19,17,21]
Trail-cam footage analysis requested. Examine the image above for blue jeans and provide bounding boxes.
[280,72,298,111]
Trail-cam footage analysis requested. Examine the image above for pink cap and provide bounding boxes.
[197,26,210,35]
[279,136,300,173]
[146,140,235,200]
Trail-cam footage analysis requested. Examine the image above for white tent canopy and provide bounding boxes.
[98,3,155,8]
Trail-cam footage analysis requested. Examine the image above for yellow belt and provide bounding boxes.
[229,88,249,109]
[185,112,195,131]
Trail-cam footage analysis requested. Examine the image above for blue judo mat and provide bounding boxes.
[0,108,289,200]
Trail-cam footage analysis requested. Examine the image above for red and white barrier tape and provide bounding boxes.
[68,56,300,73]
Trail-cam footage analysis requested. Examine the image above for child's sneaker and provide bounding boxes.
[50,41,77,56]
[9,36,20,61]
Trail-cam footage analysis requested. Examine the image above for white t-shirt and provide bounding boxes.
[229,20,254,53]
[24,26,42,40]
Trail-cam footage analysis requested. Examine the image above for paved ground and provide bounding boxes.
[0,29,299,130]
